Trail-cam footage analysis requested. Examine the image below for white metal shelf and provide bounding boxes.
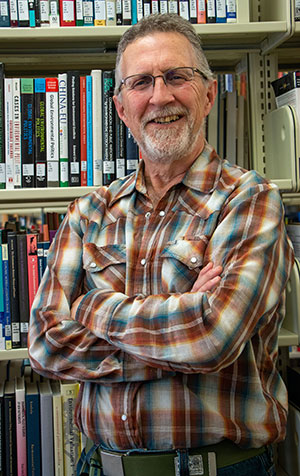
[0,348,28,361]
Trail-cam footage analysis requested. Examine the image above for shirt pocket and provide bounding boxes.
[160,238,207,293]
[82,243,126,292]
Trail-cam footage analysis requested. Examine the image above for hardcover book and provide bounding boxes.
[12,78,21,188]
[67,71,81,186]
[4,78,14,189]
[4,380,17,476]
[60,0,76,25]
[94,0,105,25]
[58,73,69,186]
[21,78,35,188]
[15,376,27,476]
[7,232,21,348]
[26,233,39,311]
[86,74,93,186]
[46,77,60,187]
[91,69,103,186]
[1,230,12,350]
[34,77,47,187]
[61,380,81,476]
[39,380,54,476]
[0,0,10,26]
[80,75,87,186]
[51,381,64,476]
[26,381,41,476]
[102,70,116,185]
[16,233,30,348]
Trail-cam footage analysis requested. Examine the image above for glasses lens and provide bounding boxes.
[125,74,153,91]
[165,68,194,86]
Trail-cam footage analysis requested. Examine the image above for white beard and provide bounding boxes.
[139,106,200,164]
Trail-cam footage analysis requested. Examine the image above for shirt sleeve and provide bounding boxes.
[74,183,294,374]
[28,199,173,383]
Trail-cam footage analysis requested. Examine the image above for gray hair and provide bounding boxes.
[114,13,214,95]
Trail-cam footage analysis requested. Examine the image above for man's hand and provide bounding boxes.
[191,262,222,293]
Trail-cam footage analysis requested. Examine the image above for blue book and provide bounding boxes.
[0,232,4,350]
[37,240,44,284]
[0,0,10,26]
[216,0,226,22]
[226,0,236,22]
[131,0,137,24]
[1,230,12,350]
[26,382,41,476]
[86,75,93,186]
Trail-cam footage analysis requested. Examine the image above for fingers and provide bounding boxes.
[191,262,223,293]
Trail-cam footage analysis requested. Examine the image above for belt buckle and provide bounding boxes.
[174,452,217,476]
[100,450,125,476]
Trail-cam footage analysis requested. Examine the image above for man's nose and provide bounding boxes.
[149,76,175,105]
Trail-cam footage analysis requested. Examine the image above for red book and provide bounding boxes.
[197,0,206,23]
[80,76,87,186]
[59,0,76,26]
[27,234,39,310]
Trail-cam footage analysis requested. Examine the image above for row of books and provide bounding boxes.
[0,359,81,476]
[0,0,238,28]
[0,64,140,190]
[0,214,64,350]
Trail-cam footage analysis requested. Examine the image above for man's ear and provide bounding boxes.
[204,79,217,116]
[113,95,128,127]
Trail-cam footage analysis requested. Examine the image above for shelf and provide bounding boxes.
[0,348,28,361]
[278,327,299,347]
[0,186,97,210]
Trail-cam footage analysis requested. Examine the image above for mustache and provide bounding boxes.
[141,106,188,127]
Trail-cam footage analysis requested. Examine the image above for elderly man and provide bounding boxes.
[29,13,293,476]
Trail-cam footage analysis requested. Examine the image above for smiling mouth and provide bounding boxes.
[151,114,181,124]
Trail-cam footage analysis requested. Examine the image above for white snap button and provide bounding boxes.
[141,258,146,266]
[159,210,165,217]
[145,212,151,218]
[121,414,127,421]
[190,257,197,264]
[90,262,97,268]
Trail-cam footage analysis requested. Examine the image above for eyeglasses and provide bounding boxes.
[117,67,208,94]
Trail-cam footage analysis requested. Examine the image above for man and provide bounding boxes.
[29,13,293,476]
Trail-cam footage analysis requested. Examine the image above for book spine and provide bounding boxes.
[12,78,21,188]
[179,0,189,19]
[9,0,19,26]
[15,381,27,476]
[197,0,205,22]
[0,0,10,26]
[4,384,17,476]
[4,78,14,189]
[7,233,20,349]
[49,0,60,25]
[58,73,69,187]
[122,0,131,24]
[21,78,35,188]
[37,239,44,284]
[91,69,103,187]
[189,0,197,22]
[2,242,12,350]
[206,0,215,22]
[0,63,5,190]
[115,114,126,179]
[75,0,83,24]
[26,386,41,476]
[160,0,168,13]
[225,0,236,22]
[0,236,5,351]
[115,0,122,24]
[125,127,139,175]
[80,75,87,187]
[26,234,39,311]
[16,234,30,348]
[102,71,115,186]
[28,0,36,26]
[168,0,178,14]
[67,71,81,186]
[61,382,81,476]
[94,0,105,24]
[52,385,64,476]
[34,0,40,26]
[151,0,159,14]
[39,0,50,25]
[86,75,93,186]
[46,77,59,187]
[59,0,76,25]
[83,0,94,24]
[18,0,30,25]
[34,78,47,188]
[216,0,225,22]
[131,0,137,22]
[106,0,116,25]
[39,383,54,476]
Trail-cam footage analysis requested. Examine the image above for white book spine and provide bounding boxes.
[4,78,14,189]
[91,69,103,187]
[46,78,59,185]
[58,73,69,185]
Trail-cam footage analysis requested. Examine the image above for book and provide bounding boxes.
[206,0,215,22]
[9,0,18,26]
[18,0,30,26]
[60,0,76,25]
[106,0,116,24]
[37,236,44,283]
[271,71,300,124]
[216,0,225,22]
[26,233,39,311]
[15,376,27,476]
[7,232,21,348]
[75,0,83,24]
[0,232,4,351]
[21,78,35,188]
[102,70,115,185]
[94,0,105,25]
[34,77,47,188]
[122,0,131,24]
[34,0,40,26]
[4,380,17,476]
[125,127,139,175]
[86,75,93,186]
[179,0,189,20]
[51,381,64,476]
[168,0,178,14]
[16,233,30,348]
[46,77,60,187]
[197,0,206,22]
[116,0,122,24]
[26,381,41,476]
[4,78,14,189]
[58,73,69,187]
[296,0,300,21]
[131,0,137,21]
[115,114,126,179]
[91,69,103,186]
[39,380,54,476]
[0,382,4,476]
[0,63,5,190]
[1,230,12,350]
[83,0,94,24]
[49,0,60,25]
[39,0,50,26]
[67,71,81,186]
[28,0,36,26]
[189,0,197,23]
[80,75,87,187]
[159,0,167,13]
[0,0,10,26]
[61,380,81,476]
[226,0,236,22]
[12,78,21,188]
